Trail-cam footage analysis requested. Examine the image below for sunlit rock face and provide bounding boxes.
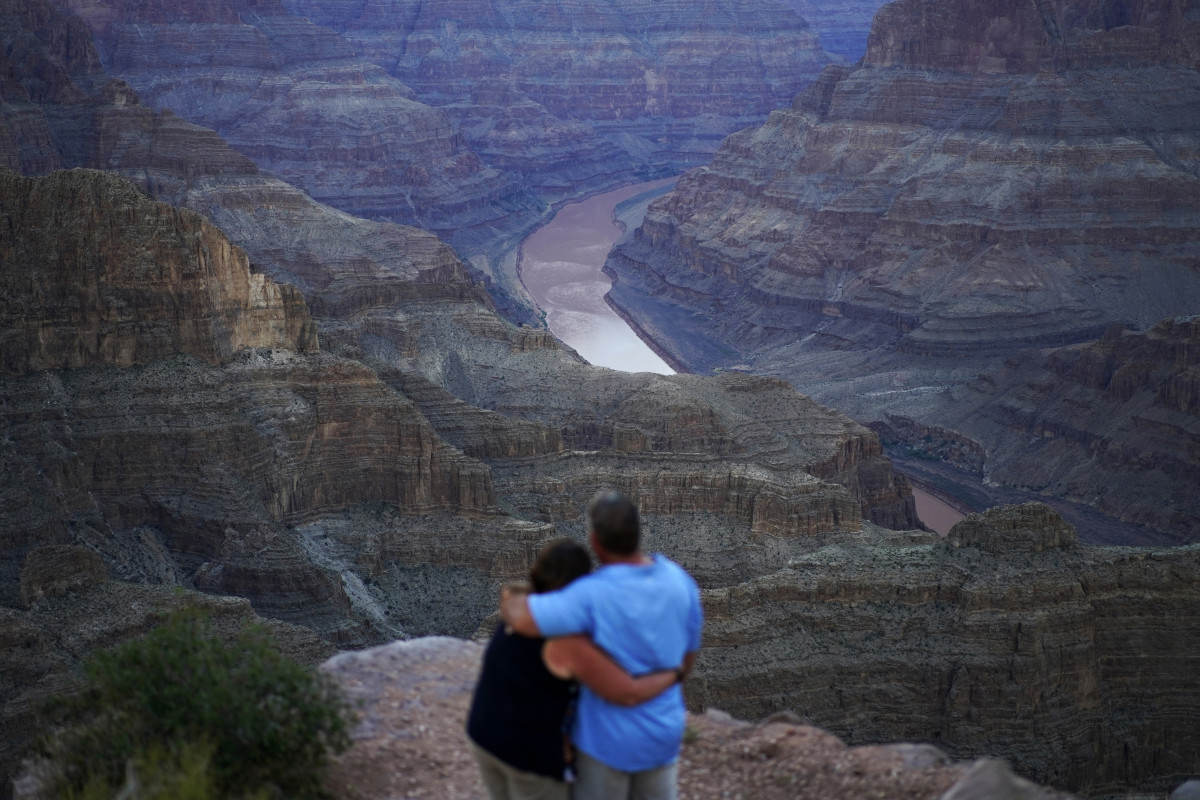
[0,169,318,374]
[605,0,1200,539]
[698,504,1200,796]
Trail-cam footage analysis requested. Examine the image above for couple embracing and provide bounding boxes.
[467,492,703,800]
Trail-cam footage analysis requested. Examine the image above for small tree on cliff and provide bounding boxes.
[39,611,354,799]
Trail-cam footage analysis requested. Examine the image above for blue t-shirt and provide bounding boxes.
[528,554,703,772]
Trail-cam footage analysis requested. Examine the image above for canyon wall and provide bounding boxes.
[605,0,1200,541]
[293,0,833,171]
[59,0,516,239]
[878,316,1200,538]
[696,504,1200,796]
[58,0,840,312]
[3,2,1195,796]
[0,4,918,787]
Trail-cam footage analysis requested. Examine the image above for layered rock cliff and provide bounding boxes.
[298,0,834,170]
[875,316,1200,539]
[696,504,1200,796]
[59,0,840,309]
[60,0,516,240]
[0,168,317,373]
[605,0,1200,539]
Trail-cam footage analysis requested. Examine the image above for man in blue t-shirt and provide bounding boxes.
[501,492,703,800]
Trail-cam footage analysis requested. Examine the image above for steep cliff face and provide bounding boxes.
[605,0,1200,539]
[881,317,1200,539]
[285,0,835,175]
[59,0,516,239]
[0,168,317,374]
[696,504,1200,796]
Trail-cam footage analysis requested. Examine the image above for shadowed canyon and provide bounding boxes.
[1,0,1198,797]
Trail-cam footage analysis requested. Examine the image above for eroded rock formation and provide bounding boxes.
[696,504,1200,795]
[878,316,1200,538]
[605,0,1200,540]
[58,0,840,311]
[61,0,513,239]
[0,168,317,373]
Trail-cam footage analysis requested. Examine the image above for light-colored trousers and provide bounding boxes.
[571,749,678,800]
[470,740,568,800]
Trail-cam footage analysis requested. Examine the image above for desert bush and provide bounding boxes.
[41,612,353,799]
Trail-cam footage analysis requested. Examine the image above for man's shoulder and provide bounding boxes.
[652,554,699,588]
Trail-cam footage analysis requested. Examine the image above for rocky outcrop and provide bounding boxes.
[59,0,514,240]
[0,168,317,374]
[696,504,1200,796]
[904,318,1200,539]
[605,0,1200,541]
[287,0,835,174]
[315,636,1071,800]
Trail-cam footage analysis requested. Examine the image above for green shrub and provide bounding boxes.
[63,740,270,800]
[42,612,354,799]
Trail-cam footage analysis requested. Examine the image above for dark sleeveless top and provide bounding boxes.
[466,623,575,780]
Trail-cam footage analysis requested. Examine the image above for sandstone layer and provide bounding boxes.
[605,0,1200,540]
[0,168,317,374]
[696,504,1200,796]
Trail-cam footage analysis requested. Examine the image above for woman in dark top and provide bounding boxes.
[467,539,678,800]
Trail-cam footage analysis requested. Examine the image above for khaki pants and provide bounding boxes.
[571,749,678,800]
[469,740,569,800]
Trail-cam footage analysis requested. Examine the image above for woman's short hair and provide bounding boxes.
[529,538,592,593]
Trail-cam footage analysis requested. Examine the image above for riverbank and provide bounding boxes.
[516,178,678,374]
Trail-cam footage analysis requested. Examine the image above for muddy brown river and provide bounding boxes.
[521,181,967,535]
[519,179,677,374]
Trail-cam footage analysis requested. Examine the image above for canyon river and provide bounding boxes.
[910,487,965,535]
[519,179,678,374]
[523,179,970,535]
